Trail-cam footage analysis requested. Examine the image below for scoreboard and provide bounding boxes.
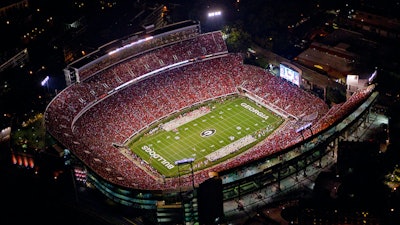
[279,62,301,86]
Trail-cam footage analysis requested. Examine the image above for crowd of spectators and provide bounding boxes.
[74,25,201,81]
[45,30,375,191]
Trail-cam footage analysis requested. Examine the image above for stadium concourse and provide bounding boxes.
[222,95,387,225]
[44,22,377,215]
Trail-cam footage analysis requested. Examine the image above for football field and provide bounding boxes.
[128,97,283,177]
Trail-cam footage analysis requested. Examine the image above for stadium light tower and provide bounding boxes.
[296,122,312,140]
[206,9,223,32]
[175,158,196,224]
[207,10,222,18]
[41,75,50,96]
[41,75,49,87]
[175,158,195,190]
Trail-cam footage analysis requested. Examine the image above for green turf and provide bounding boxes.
[127,97,283,177]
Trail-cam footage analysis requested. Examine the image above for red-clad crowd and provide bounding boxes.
[45,30,375,191]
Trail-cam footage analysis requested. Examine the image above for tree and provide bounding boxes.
[222,22,251,53]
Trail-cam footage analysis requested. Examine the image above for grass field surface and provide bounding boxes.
[128,97,283,177]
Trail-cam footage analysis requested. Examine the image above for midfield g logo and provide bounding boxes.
[201,129,216,137]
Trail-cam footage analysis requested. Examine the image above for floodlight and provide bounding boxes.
[41,76,49,86]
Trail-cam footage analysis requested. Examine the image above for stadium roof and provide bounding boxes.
[253,45,340,89]
[352,10,400,33]
[294,28,377,81]
[291,61,340,89]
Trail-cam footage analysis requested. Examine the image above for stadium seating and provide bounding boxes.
[45,31,375,191]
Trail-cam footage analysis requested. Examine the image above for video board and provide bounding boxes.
[279,62,301,86]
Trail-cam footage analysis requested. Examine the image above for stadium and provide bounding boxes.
[44,21,378,223]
